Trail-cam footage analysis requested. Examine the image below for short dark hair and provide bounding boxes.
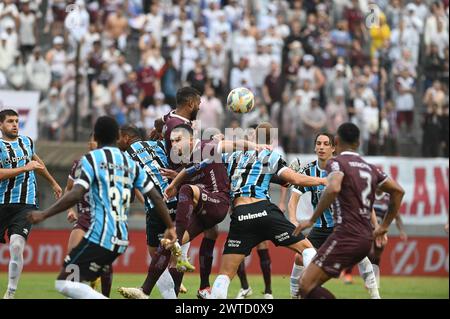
[172,124,194,136]
[120,124,142,139]
[176,87,201,108]
[94,116,119,145]
[0,109,18,122]
[337,122,360,145]
[314,132,335,146]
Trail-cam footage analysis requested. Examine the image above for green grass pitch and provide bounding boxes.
[0,273,448,299]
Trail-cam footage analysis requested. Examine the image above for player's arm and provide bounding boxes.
[135,189,145,204]
[293,171,343,236]
[370,208,378,228]
[279,167,326,188]
[27,184,86,224]
[164,168,189,199]
[395,214,408,241]
[373,178,405,238]
[32,154,63,198]
[0,161,43,180]
[278,185,287,212]
[65,176,78,223]
[288,191,301,226]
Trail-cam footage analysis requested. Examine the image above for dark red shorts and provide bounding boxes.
[184,190,230,239]
[313,230,372,278]
[72,212,91,233]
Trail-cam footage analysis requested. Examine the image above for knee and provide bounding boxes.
[204,227,218,240]
[295,253,303,266]
[299,275,313,295]
[179,185,194,201]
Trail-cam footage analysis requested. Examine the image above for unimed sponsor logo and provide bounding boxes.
[238,210,268,221]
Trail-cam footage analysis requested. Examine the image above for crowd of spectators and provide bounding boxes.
[0,0,448,157]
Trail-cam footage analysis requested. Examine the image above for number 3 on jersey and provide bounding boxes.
[109,187,131,222]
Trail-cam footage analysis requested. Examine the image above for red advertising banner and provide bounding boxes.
[0,230,447,276]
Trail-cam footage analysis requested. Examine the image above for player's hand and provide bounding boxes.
[373,225,388,240]
[320,178,328,186]
[52,183,63,199]
[27,211,46,224]
[399,231,408,242]
[255,144,273,152]
[164,184,177,200]
[25,160,44,172]
[162,227,177,249]
[67,210,78,223]
[292,220,313,236]
[161,168,178,180]
[375,233,388,248]
[289,218,299,227]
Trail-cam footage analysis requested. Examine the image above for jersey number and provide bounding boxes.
[109,187,131,222]
[359,170,372,209]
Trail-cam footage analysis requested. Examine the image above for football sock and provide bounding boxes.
[302,248,317,267]
[237,261,249,289]
[372,264,380,288]
[258,249,272,294]
[8,234,25,293]
[211,274,230,299]
[358,257,380,299]
[156,268,177,299]
[55,280,107,299]
[302,286,335,299]
[141,245,171,295]
[290,263,304,298]
[181,241,190,260]
[175,185,194,241]
[169,267,184,296]
[199,237,215,289]
[100,264,113,297]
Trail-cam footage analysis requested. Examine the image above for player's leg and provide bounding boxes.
[211,253,246,299]
[3,205,34,299]
[199,226,218,294]
[256,241,272,298]
[299,262,335,299]
[67,229,85,253]
[236,259,252,299]
[357,256,380,299]
[100,264,113,297]
[368,240,385,288]
[290,253,303,299]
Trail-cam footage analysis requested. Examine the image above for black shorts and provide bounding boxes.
[307,227,334,249]
[146,201,177,247]
[60,238,120,282]
[0,204,36,244]
[223,200,305,256]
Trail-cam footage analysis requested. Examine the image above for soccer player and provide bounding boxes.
[209,122,327,299]
[117,124,179,299]
[369,190,408,286]
[154,87,220,298]
[293,123,405,299]
[0,109,62,299]
[64,134,114,297]
[27,116,177,299]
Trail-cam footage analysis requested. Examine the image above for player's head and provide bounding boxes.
[118,124,142,151]
[88,132,97,151]
[314,133,335,161]
[93,116,119,147]
[176,87,201,120]
[255,122,273,145]
[335,122,360,154]
[170,124,194,163]
[0,109,19,140]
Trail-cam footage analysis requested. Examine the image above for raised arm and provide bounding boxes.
[279,167,326,188]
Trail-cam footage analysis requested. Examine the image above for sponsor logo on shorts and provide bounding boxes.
[238,210,268,221]
[89,262,101,272]
[274,232,290,242]
[23,228,29,235]
[315,239,337,268]
[202,193,208,202]
[227,239,241,248]
[64,255,71,263]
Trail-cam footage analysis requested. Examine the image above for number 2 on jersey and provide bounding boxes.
[359,170,372,209]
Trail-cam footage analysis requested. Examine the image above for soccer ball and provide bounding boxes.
[227,87,255,113]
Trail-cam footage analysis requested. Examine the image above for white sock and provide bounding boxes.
[181,242,190,260]
[302,248,317,267]
[290,263,304,298]
[156,268,177,299]
[357,257,380,299]
[55,280,108,299]
[211,275,230,299]
[372,264,380,288]
[8,234,26,293]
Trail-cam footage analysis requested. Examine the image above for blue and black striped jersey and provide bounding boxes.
[74,147,154,253]
[125,140,176,210]
[293,160,334,228]
[0,136,37,206]
[223,149,288,200]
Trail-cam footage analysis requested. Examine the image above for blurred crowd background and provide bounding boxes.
[0,0,448,157]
